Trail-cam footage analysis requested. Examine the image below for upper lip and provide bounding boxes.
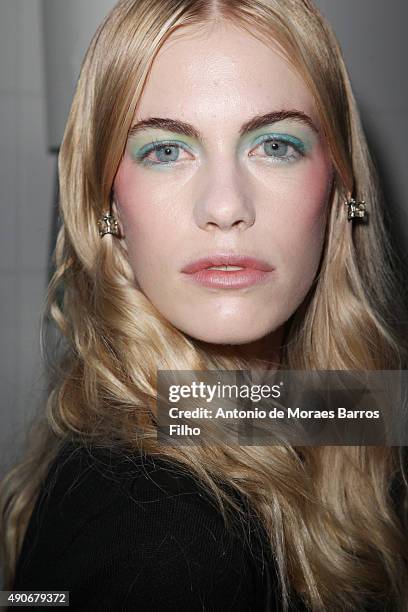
[181,254,274,273]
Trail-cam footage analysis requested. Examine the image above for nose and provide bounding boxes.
[193,161,256,232]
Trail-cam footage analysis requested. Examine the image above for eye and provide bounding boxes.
[249,135,306,164]
[136,140,194,166]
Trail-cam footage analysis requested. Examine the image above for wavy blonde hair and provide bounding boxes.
[1,0,408,609]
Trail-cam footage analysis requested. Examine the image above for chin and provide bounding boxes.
[177,322,275,345]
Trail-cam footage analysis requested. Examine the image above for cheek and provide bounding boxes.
[114,158,182,285]
[113,158,175,264]
[266,160,332,290]
[278,159,332,243]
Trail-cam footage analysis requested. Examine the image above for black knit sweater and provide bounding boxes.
[12,441,294,611]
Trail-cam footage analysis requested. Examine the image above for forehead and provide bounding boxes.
[135,20,319,128]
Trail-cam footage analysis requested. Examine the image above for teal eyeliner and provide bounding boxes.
[131,132,309,167]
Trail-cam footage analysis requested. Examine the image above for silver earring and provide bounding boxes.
[346,197,368,222]
[97,213,119,237]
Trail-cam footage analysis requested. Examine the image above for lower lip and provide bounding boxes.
[182,268,273,289]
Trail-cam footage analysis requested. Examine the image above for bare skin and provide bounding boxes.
[113,19,333,367]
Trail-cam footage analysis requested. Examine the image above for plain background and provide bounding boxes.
[0,0,407,480]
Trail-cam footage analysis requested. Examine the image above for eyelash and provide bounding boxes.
[135,136,305,166]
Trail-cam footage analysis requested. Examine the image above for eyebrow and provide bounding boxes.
[128,109,319,142]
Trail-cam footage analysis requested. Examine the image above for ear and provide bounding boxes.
[110,191,125,239]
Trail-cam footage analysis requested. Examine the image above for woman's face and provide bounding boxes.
[113,21,333,345]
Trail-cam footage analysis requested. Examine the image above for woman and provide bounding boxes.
[1,0,407,609]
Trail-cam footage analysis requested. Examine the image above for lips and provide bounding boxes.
[181,254,274,274]
[180,254,275,289]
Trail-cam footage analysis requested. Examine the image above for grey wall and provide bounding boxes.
[42,0,116,150]
[0,0,55,477]
[315,0,408,251]
[0,0,115,478]
[0,0,407,478]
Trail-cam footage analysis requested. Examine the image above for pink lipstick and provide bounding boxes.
[181,254,274,289]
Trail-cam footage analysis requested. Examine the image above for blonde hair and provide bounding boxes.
[1,0,408,609]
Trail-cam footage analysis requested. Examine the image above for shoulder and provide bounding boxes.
[14,441,277,611]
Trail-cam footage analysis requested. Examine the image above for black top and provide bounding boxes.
[12,441,297,611]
